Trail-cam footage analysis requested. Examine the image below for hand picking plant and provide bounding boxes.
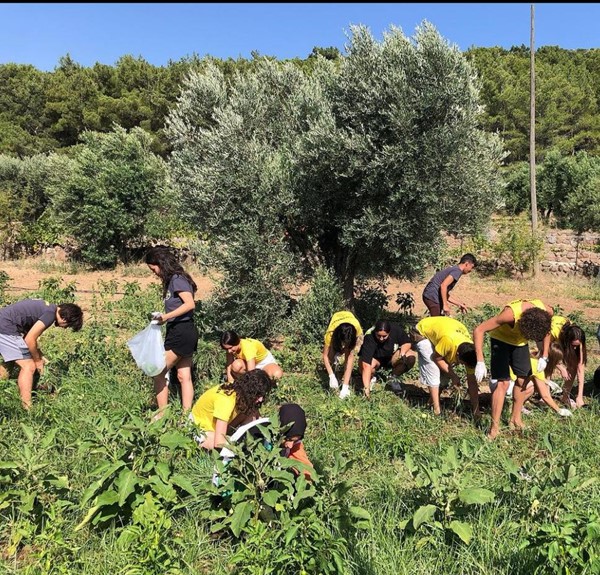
[201,424,371,575]
[399,440,496,546]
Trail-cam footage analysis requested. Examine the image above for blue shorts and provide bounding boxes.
[0,334,31,362]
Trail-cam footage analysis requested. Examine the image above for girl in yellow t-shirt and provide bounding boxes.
[543,317,588,409]
[220,330,283,383]
[190,369,274,450]
[322,311,364,398]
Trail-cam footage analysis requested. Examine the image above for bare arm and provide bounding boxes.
[23,320,50,372]
[225,352,235,383]
[473,307,514,362]
[432,352,460,385]
[341,350,354,387]
[202,419,228,450]
[322,343,334,376]
[157,291,195,323]
[439,275,455,315]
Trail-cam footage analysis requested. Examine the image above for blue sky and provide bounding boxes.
[2,3,599,71]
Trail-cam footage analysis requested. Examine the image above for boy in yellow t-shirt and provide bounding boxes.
[220,330,283,383]
[473,298,553,439]
[411,316,479,418]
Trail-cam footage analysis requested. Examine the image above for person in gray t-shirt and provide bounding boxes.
[0,298,83,409]
[422,254,477,317]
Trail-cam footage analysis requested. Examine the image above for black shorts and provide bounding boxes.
[490,338,531,380]
[164,321,199,358]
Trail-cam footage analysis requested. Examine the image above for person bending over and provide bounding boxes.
[357,320,415,399]
[422,253,477,317]
[0,298,83,409]
[322,310,364,399]
[411,316,479,418]
[473,298,553,439]
[190,368,274,450]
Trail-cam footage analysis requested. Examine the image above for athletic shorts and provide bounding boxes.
[164,321,199,358]
[0,334,31,362]
[255,351,278,371]
[490,338,531,381]
[422,295,442,317]
[415,338,441,387]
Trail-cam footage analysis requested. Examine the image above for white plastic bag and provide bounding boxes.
[126,320,166,376]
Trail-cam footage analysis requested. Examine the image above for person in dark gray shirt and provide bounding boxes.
[422,254,477,317]
[0,298,83,408]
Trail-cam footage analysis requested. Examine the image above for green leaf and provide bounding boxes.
[284,523,299,546]
[263,489,281,508]
[170,474,197,497]
[115,469,138,507]
[413,504,437,529]
[230,501,253,538]
[159,431,190,450]
[40,428,58,449]
[449,520,473,544]
[20,424,34,442]
[459,488,495,505]
[349,506,372,523]
[574,477,598,492]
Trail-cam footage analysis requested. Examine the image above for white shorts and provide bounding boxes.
[416,338,441,388]
[255,351,277,371]
[0,334,31,362]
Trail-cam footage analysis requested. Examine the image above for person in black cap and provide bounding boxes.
[278,403,313,479]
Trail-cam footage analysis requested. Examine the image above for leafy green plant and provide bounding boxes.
[75,412,197,530]
[287,266,344,347]
[353,280,389,329]
[28,276,77,303]
[399,441,496,546]
[0,425,74,556]
[117,492,187,575]
[201,425,370,574]
[395,291,416,315]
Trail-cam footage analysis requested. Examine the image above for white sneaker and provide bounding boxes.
[339,385,351,399]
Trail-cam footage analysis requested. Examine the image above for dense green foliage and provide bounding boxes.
[1,33,600,272]
[0,274,599,574]
[167,24,503,318]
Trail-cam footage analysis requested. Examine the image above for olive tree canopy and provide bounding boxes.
[167,23,504,332]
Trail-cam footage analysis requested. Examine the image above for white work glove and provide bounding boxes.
[536,356,548,373]
[557,408,572,417]
[474,361,487,384]
[329,373,339,389]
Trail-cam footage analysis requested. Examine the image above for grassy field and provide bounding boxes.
[0,270,599,574]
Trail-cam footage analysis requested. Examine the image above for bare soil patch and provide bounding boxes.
[1,258,599,324]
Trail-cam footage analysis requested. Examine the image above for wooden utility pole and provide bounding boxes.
[530,4,539,276]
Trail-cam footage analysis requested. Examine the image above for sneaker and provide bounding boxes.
[339,385,351,399]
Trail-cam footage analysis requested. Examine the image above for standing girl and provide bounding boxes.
[145,246,199,417]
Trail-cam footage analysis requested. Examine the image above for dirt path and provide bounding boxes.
[1,258,599,324]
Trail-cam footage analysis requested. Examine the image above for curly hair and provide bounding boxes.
[145,245,197,298]
[331,323,357,353]
[518,307,552,342]
[221,369,274,416]
[559,323,587,370]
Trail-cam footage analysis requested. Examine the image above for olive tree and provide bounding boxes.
[167,23,504,333]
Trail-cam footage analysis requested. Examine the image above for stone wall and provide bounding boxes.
[540,229,600,276]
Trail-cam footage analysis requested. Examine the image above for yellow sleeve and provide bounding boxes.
[213,392,237,422]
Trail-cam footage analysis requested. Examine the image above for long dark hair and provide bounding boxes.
[145,245,197,298]
[559,323,587,371]
[220,330,241,349]
[221,369,273,416]
[331,323,357,353]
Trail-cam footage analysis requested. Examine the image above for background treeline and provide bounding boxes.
[1,42,600,273]
[3,46,600,163]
